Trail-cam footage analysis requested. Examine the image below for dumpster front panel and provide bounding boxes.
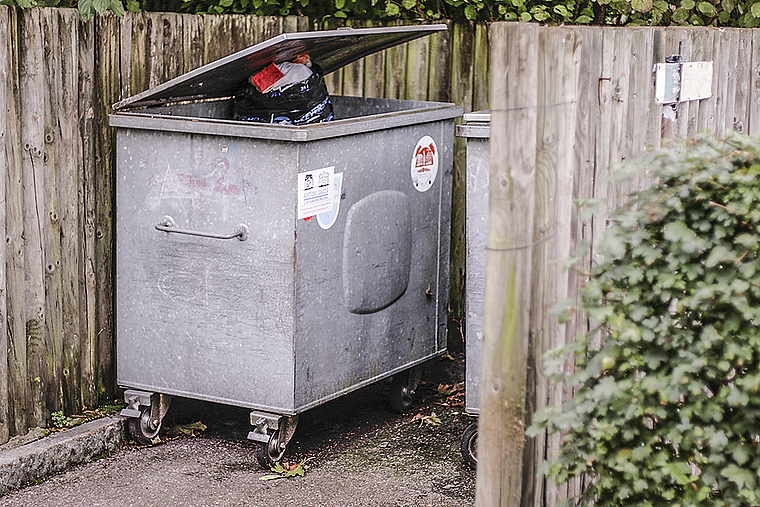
[292,119,454,409]
[116,128,298,413]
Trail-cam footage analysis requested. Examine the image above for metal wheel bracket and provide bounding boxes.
[148,394,172,432]
[247,411,298,449]
[120,390,153,419]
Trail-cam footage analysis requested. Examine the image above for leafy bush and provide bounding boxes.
[173,0,760,26]
[5,0,760,27]
[529,132,760,507]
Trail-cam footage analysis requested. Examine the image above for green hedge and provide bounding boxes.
[529,133,760,507]
[5,0,760,26]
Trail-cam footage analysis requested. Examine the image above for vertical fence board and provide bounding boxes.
[563,25,602,505]
[472,23,489,111]
[404,31,430,101]
[477,21,539,507]
[751,30,760,135]
[426,22,451,103]
[0,5,10,443]
[183,13,205,74]
[529,28,562,507]
[447,22,475,351]
[41,9,65,417]
[529,26,582,507]
[19,8,48,429]
[128,12,150,95]
[6,6,28,437]
[363,20,386,98]
[383,20,406,99]
[342,19,364,97]
[94,13,119,404]
[696,29,716,133]
[56,9,83,415]
[733,32,751,134]
[79,16,98,409]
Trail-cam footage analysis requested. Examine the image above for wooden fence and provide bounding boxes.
[0,6,488,443]
[480,23,760,507]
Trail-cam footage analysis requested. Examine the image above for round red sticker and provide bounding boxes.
[410,136,438,193]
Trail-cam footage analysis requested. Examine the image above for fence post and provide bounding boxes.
[476,21,538,507]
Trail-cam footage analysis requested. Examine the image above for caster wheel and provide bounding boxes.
[389,367,422,414]
[256,430,286,469]
[461,421,478,469]
[128,406,162,445]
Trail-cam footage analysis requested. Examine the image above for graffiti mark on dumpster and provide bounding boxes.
[411,136,438,193]
[150,142,258,207]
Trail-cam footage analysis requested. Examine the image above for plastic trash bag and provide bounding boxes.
[233,57,334,126]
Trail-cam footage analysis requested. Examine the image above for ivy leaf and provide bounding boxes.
[575,14,593,22]
[464,4,478,19]
[385,1,400,15]
[698,1,717,15]
[78,0,96,21]
[663,221,707,253]
[520,11,532,21]
[722,464,757,489]
[401,0,416,9]
[632,0,653,12]
[751,1,760,16]
[672,7,690,21]
[108,0,126,15]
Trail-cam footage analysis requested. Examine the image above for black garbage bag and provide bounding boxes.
[232,62,334,126]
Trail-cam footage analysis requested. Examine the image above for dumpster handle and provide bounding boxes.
[155,216,249,241]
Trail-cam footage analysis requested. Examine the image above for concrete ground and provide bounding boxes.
[0,356,475,506]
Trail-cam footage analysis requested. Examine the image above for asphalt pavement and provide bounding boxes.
[0,357,475,506]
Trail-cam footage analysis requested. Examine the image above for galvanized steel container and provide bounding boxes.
[455,110,490,469]
[110,25,462,463]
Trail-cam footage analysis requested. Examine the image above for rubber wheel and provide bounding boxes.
[460,421,478,469]
[256,430,286,469]
[128,406,162,445]
[389,371,416,414]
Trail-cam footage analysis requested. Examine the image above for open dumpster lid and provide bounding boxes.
[113,24,447,110]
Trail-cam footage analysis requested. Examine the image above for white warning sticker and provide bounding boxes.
[411,136,438,193]
[298,166,335,219]
[317,172,343,230]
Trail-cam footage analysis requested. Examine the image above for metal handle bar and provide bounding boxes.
[155,216,249,241]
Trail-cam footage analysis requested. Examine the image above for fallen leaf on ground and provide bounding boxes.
[167,421,207,438]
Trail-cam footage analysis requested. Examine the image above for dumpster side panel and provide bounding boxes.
[116,128,298,413]
[292,120,454,410]
[464,137,489,414]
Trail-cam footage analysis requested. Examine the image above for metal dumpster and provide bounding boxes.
[455,110,490,468]
[110,25,462,467]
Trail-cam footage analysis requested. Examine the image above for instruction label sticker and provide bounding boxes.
[318,172,343,230]
[411,136,438,192]
[298,166,335,219]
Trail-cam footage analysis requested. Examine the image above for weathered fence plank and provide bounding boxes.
[41,8,65,417]
[0,5,11,444]
[19,8,48,430]
[79,14,98,410]
[56,9,84,416]
[94,14,119,404]
[752,30,760,134]
[476,21,539,507]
